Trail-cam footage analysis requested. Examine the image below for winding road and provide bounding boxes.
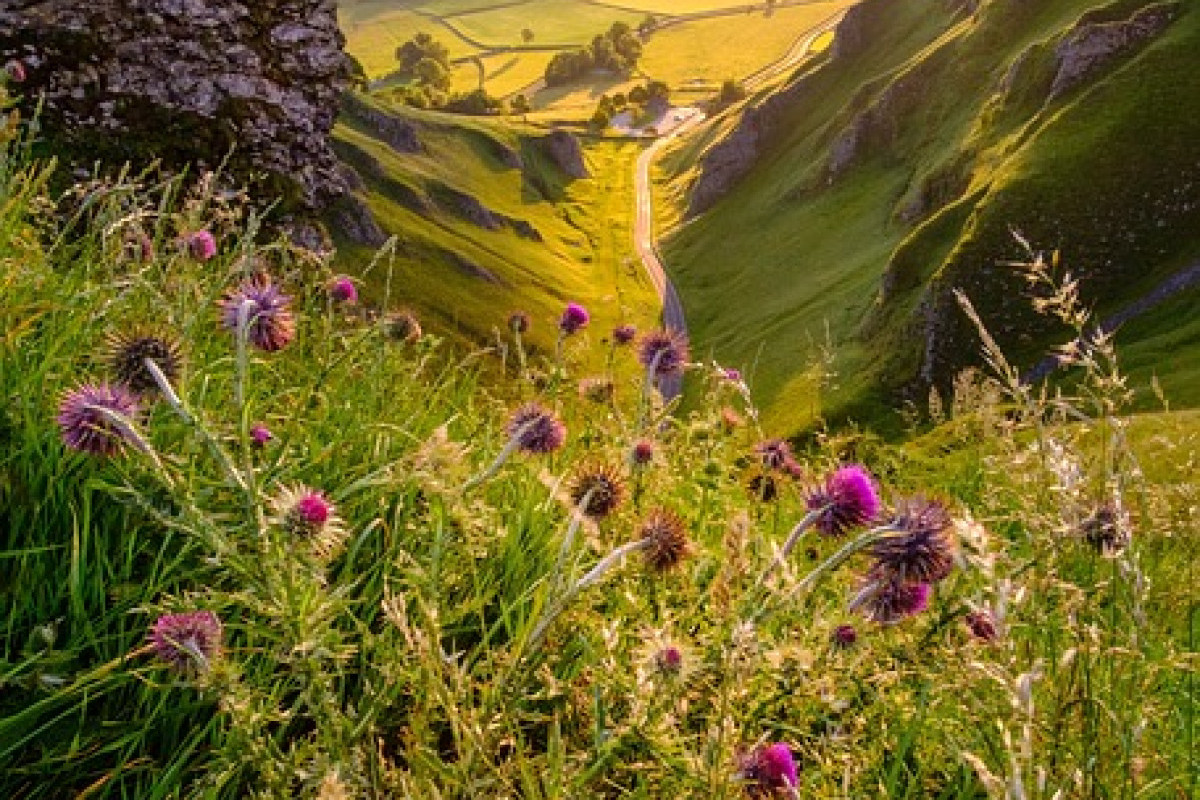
[629,11,847,401]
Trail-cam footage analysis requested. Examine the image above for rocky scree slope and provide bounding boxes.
[668,0,1200,430]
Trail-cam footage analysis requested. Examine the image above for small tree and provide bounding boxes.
[413,56,450,91]
[718,78,747,105]
[521,28,534,44]
[589,107,611,131]
[511,94,531,116]
[628,84,649,106]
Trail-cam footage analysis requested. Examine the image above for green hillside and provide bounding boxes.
[659,0,1200,435]
[329,96,658,368]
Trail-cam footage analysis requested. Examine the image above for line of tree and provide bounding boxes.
[544,22,643,87]
[589,80,670,131]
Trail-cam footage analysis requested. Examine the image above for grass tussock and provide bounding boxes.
[0,85,1195,799]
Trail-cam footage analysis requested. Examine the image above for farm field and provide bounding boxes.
[339,0,854,117]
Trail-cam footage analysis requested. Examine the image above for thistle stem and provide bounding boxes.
[552,488,595,590]
[528,539,649,650]
[756,506,826,588]
[462,420,538,492]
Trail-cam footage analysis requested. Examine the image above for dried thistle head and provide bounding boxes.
[106,329,183,395]
[872,496,957,583]
[849,569,931,624]
[638,508,690,573]
[383,309,422,344]
[1080,501,1131,557]
[569,462,626,519]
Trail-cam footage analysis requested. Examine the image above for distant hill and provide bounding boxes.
[662,0,1200,434]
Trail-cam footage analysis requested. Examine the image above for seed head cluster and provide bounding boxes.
[638,508,690,573]
[570,463,625,519]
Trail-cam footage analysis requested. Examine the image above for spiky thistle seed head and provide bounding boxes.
[849,569,931,624]
[220,274,296,352]
[185,230,217,261]
[383,309,422,344]
[57,383,142,456]
[508,310,530,334]
[655,645,684,675]
[570,462,626,519]
[328,275,357,304]
[638,507,690,573]
[1080,501,1131,557]
[806,464,880,537]
[149,611,223,675]
[559,302,590,334]
[106,330,183,396]
[270,484,347,560]
[737,743,797,796]
[872,496,957,583]
[506,403,566,454]
[613,323,637,345]
[637,328,690,377]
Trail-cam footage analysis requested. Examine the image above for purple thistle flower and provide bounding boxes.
[558,302,590,335]
[850,570,931,624]
[738,743,797,796]
[506,403,566,454]
[57,383,142,456]
[220,274,296,352]
[328,275,357,304]
[655,645,683,675]
[872,496,957,583]
[806,464,879,537]
[185,230,217,261]
[832,624,858,649]
[5,60,26,83]
[631,438,655,467]
[149,611,223,674]
[723,367,742,382]
[613,323,637,345]
[637,328,690,377]
[271,484,347,559]
[250,423,273,448]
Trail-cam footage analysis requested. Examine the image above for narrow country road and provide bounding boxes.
[629,12,845,400]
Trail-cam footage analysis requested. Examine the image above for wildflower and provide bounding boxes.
[220,274,296,352]
[737,743,797,796]
[631,439,655,467]
[578,376,615,404]
[806,464,879,537]
[720,406,744,431]
[655,645,684,675]
[613,323,637,345]
[508,310,530,334]
[570,463,626,519]
[250,423,273,448]
[328,275,357,304]
[270,484,347,559]
[871,496,957,583]
[638,507,690,572]
[832,624,858,649]
[149,611,223,675]
[558,302,590,334]
[5,60,26,83]
[106,330,183,395]
[755,438,795,472]
[185,230,217,261]
[965,610,998,642]
[723,366,742,382]
[1081,501,1131,556]
[638,328,690,378]
[383,309,422,344]
[507,403,567,454]
[850,570,931,624]
[57,383,142,456]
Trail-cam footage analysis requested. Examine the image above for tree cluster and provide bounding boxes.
[544,22,643,87]
[395,32,452,92]
[589,80,670,131]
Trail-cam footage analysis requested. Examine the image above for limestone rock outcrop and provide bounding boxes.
[0,0,351,210]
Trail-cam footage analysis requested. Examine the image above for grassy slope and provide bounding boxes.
[330,100,659,372]
[659,0,1200,435]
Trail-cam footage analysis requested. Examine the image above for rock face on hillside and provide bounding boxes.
[1049,2,1179,98]
[686,0,900,216]
[341,94,422,154]
[540,131,589,179]
[0,0,350,210]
